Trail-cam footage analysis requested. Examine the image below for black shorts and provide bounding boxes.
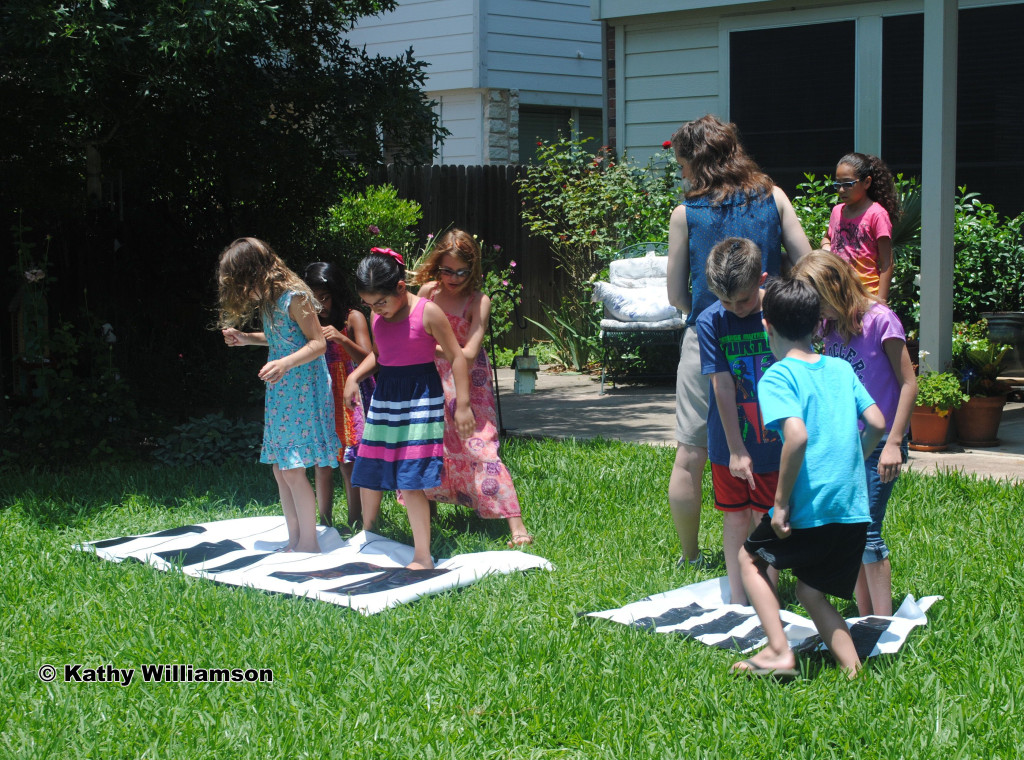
[743,515,868,599]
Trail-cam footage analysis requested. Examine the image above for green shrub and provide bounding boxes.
[320,184,422,270]
[152,413,263,467]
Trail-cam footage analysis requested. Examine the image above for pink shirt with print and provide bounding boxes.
[827,201,892,295]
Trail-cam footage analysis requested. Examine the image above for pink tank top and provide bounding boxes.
[372,296,437,366]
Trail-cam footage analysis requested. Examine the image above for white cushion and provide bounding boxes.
[592,281,678,322]
[609,252,669,288]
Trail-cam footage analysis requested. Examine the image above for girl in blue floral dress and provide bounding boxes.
[219,237,341,553]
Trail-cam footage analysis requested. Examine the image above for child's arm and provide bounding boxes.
[223,328,268,347]
[458,292,490,364]
[344,348,378,409]
[875,237,893,302]
[257,295,326,385]
[771,416,808,538]
[820,235,832,252]
[877,339,917,483]
[422,301,475,438]
[860,403,886,459]
[666,204,691,315]
[711,371,756,489]
[322,310,372,363]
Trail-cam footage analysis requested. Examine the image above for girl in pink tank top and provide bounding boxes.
[345,248,474,570]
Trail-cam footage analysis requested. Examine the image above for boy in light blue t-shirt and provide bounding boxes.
[733,277,885,680]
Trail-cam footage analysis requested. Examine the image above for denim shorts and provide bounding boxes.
[863,435,909,564]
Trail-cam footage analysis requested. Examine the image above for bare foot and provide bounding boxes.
[731,648,798,677]
[292,541,321,554]
[508,533,534,549]
[406,559,435,570]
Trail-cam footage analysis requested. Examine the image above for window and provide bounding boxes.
[730,22,856,194]
[519,107,603,163]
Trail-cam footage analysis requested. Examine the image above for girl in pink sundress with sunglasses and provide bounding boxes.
[412,229,532,548]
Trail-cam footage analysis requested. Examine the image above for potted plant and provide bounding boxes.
[910,365,968,451]
[951,319,1013,447]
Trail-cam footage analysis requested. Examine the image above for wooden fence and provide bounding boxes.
[368,164,569,348]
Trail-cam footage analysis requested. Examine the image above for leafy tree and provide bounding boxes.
[0,0,443,234]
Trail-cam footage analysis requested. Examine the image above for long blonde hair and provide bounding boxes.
[791,250,878,343]
[217,237,317,329]
[412,228,483,292]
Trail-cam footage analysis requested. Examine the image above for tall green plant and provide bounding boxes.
[321,184,422,269]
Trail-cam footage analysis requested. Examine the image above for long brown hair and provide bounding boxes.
[217,237,317,329]
[413,228,483,292]
[670,115,773,203]
[791,250,878,343]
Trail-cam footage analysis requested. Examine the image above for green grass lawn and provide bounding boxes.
[2,438,1022,759]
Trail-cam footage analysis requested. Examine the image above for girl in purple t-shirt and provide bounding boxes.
[793,251,918,617]
[821,153,901,301]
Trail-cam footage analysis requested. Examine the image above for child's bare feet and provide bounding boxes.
[406,558,435,570]
[731,648,798,677]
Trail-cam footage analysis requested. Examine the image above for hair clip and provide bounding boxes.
[370,247,404,266]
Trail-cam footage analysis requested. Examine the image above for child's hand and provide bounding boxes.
[877,442,903,484]
[321,325,343,343]
[771,504,791,539]
[454,404,475,439]
[729,452,756,491]
[258,359,288,385]
[223,328,245,346]
[343,377,360,409]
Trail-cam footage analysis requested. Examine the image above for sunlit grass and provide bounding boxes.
[1,439,1021,758]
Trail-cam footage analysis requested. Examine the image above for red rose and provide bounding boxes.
[662,140,672,149]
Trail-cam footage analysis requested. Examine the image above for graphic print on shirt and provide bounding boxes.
[718,332,780,445]
[832,217,869,258]
[826,343,867,382]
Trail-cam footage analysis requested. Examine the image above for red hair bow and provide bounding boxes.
[370,246,404,266]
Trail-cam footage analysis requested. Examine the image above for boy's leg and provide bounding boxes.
[796,580,860,677]
[722,508,752,605]
[313,465,334,527]
[733,545,796,673]
[401,489,434,570]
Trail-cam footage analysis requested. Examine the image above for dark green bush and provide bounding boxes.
[152,413,263,467]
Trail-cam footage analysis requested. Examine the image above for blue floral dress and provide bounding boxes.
[260,291,341,470]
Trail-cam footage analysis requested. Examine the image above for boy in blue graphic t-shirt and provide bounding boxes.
[697,238,782,606]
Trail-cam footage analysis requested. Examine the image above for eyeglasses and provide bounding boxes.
[831,180,859,190]
[438,267,471,279]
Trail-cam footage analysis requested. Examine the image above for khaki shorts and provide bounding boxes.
[674,325,709,447]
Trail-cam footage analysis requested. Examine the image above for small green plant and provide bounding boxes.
[525,300,600,371]
[951,319,1012,397]
[915,369,968,415]
[152,413,263,467]
[321,184,422,269]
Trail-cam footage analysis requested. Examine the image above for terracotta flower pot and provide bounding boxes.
[909,405,953,452]
[955,394,1007,447]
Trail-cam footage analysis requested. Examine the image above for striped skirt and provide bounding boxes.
[351,362,445,491]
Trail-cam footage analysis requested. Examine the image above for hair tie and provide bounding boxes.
[370,247,404,266]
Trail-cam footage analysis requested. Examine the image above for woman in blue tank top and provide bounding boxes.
[665,114,811,569]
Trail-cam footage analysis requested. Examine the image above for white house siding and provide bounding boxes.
[433,91,485,164]
[347,0,478,92]
[484,0,603,107]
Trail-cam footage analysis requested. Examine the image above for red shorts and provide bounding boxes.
[711,463,778,513]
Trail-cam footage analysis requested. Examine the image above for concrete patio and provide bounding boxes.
[494,367,1024,483]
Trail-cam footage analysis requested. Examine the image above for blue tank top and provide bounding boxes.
[683,191,783,325]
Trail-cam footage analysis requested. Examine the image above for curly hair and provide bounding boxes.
[670,115,774,203]
[217,237,317,329]
[412,228,483,292]
[837,152,901,222]
[791,250,879,343]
